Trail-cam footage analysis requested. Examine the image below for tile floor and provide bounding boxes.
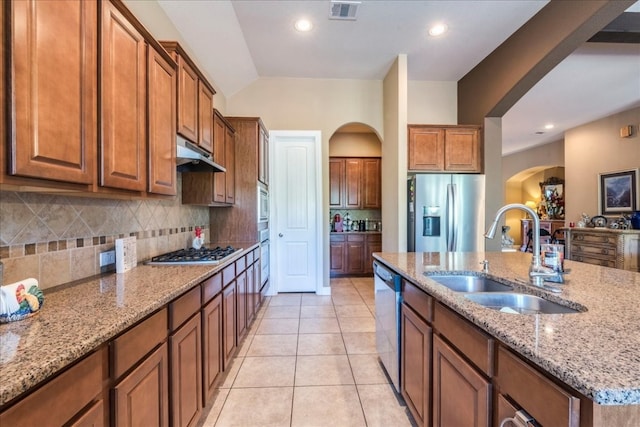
[199,277,414,427]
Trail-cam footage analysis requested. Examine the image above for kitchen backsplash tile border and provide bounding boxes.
[0,226,209,290]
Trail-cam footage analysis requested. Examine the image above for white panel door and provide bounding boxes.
[272,132,321,293]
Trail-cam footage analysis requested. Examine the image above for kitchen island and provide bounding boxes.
[0,244,260,426]
[374,251,640,426]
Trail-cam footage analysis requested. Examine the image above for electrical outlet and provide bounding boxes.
[100,250,116,267]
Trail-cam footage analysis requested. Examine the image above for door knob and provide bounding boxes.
[279,233,284,237]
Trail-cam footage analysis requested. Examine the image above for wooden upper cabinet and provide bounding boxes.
[345,159,362,208]
[329,158,345,208]
[148,46,177,196]
[362,158,381,209]
[329,157,381,209]
[10,0,97,184]
[408,125,482,173]
[225,125,236,204]
[212,112,227,203]
[444,127,480,172]
[160,41,216,154]
[258,126,269,185]
[198,83,214,153]
[408,127,444,171]
[176,57,199,142]
[100,0,147,191]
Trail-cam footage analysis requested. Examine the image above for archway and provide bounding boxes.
[504,166,565,248]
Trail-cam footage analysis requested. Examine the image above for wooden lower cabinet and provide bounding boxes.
[69,399,105,427]
[202,293,223,405]
[0,348,108,427]
[495,346,580,427]
[236,270,248,342]
[330,233,382,276]
[246,262,256,324]
[222,282,237,369]
[113,343,170,427]
[432,334,491,427]
[364,234,382,274]
[346,234,365,273]
[401,303,432,427]
[170,313,202,427]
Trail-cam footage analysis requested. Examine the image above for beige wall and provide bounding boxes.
[123,0,228,111]
[565,107,640,220]
[407,81,458,125]
[382,55,408,252]
[226,77,384,285]
[329,133,381,157]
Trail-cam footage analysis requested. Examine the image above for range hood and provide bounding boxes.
[176,136,225,173]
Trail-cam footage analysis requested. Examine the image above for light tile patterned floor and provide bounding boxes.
[200,277,414,427]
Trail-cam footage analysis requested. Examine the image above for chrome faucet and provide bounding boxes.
[485,203,561,286]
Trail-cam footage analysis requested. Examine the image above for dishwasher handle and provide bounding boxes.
[373,261,393,282]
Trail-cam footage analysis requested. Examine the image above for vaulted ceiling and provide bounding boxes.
[157,0,640,154]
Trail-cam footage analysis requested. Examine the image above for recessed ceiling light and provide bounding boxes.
[294,19,313,32]
[544,124,555,130]
[428,23,448,37]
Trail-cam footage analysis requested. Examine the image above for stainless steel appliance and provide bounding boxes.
[146,246,240,265]
[258,183,268,223]
[374,260,402,393]
[259,229,270,293]
[408,174,485,252]
[176,136,225,173]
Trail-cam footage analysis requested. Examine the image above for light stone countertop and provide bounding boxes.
[373,251,640,406]
[0,245,257,407]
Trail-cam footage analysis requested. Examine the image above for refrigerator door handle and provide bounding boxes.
[446,183,456,251]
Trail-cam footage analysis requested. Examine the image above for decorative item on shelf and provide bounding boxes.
[590,215,608,228]
[577,213,590,228]
[501,225,514,249]
[539,177,564,220]
[0,278,44,323]
[598,168,639,215]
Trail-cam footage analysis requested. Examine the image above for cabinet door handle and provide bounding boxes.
[279,233,284,238]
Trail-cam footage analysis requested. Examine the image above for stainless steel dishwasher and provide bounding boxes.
[374,260,402,393]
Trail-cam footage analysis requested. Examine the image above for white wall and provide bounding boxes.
[565,107,640,220]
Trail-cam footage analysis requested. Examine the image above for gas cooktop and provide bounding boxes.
[146,246,241,265]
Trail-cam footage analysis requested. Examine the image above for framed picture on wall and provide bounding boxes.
[598,168,639,215]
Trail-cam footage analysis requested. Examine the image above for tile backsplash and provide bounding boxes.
[0,176,209,290]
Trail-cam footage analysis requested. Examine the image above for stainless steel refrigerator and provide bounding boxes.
[408,174,485,252]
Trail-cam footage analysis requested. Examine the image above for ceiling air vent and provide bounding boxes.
[329,0,360,20]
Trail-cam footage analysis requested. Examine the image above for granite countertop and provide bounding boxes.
[373,251,640,406]
[0,244,258,407]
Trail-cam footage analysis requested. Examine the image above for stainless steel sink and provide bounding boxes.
[426,275,513,293]
[463,292,581,315]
